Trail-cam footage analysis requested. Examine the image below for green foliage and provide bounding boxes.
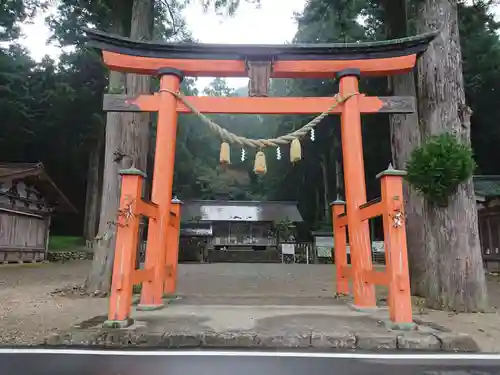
[267,0,391,228]
[458,3,500,174]
[273,219,295,241]
[48,236,85,251]
[406,133,476,206]
[0,0,48,41]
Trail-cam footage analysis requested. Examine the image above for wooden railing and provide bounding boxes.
[331,165,412,326]
[107,168,181,324]
[211,237,278,246]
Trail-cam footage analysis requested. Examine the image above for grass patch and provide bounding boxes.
[48,236,85,251]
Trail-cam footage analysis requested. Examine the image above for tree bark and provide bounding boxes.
[123,0,153,269]
[384,0,426,296]
[333,129,343,200]
[85,0,153,295]
[121,0,153,173]
[83,134,103,242]
[415,0,488,311]
[85,70,126,295]
[320,156,329,224]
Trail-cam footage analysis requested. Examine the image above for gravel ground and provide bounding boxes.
[0,261,106,345]
[1,260,500,351]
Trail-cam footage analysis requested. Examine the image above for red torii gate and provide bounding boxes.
[84,28,437,328]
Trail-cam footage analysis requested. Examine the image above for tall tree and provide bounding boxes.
[460,2,500,175]
[85,0,151,295]
[415,0,488,311]
[381,0,426,295]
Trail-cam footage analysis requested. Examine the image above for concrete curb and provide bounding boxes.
[44,327,479,352]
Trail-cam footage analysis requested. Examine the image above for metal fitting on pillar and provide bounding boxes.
[156,67,184,82]
[336,68,361,80]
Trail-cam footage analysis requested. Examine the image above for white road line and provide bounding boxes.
[0,349,499,360]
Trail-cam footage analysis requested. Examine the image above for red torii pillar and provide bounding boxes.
[137,68,183,311]
[337,69,376,307]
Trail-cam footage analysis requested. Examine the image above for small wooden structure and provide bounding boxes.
[83,27,437,327]
[180,200,303,263]
[475,175,500,267]
[0,162,75,263]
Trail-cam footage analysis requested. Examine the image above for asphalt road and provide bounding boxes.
[1,349,500,375]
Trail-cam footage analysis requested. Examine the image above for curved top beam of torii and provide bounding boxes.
[82,27,439,78]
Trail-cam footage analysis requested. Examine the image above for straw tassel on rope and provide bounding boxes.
[254,150,267,175]
[290,138,301,163]
[160,89,359,174]
[220,141,230,165]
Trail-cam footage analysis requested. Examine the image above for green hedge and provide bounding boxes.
[406,133,475,206]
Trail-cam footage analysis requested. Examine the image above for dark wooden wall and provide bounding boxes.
[0,210,49,263]
[478,204,500,264]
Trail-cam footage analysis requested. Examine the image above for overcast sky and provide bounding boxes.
[19,0,500,90]
[20,0,306,90]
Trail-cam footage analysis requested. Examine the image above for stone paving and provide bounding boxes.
[44,263,481,352]
[2,261,498,351]
[46,299,479,351]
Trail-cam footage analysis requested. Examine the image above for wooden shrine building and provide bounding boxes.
[475,175,500,267]
[179,200,303,263]
[0,162,76,263]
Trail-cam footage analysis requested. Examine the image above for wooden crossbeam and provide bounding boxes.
[136,200,158,219]
[334,198,383,227]
[359,198,383,221]
[335,213,347,228]
[339,266,389,286]
[130,268,155,285]
[103,94,416,115]
[103,51,417,77]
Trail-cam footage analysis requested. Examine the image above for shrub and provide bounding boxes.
[406,133,475,206]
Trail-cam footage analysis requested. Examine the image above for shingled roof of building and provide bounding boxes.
[0,162,76,213]
[181,200,303,223]
[474,175,500,199]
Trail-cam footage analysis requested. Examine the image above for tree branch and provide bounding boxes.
[161,0,177,35]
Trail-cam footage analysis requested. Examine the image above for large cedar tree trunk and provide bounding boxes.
[83,133,103,242]
[333,133,343,200]
[415,0,488,311]
[320,156,329,223]
[122,0,154,268]
[85,0,153,295]
[384,0,426,296]
[85,26,127,295]
[121,0,153,173]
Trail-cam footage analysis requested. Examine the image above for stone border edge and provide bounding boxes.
[43,329,479,352]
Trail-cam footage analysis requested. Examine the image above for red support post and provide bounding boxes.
[105,168,145,327]
[139,68,182,310]
[331,200,349,295]
[338,69,376,308]
[164,198,182,296]
[378,165,413,326]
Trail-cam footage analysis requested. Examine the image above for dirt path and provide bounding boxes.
[1,261,500,351]
[0,261,106,345]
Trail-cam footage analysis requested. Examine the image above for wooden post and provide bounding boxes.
[338,69,376,307]
[331,200,349,295]
[139,68,182,310]
[377,165,413,325]
[43,215,51,261]
[164,197,182,296]
[106,168,144,326]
